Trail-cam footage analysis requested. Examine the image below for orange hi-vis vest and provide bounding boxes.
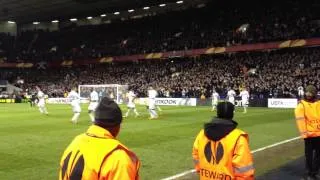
[192,129,254,180]
[59,125,140,180]
[295,100,320,139]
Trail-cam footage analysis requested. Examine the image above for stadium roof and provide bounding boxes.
[0,0,190,23]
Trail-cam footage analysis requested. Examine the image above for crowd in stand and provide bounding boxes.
[1,0,320,99]
[0,0,319,62]
[1,47,319,99]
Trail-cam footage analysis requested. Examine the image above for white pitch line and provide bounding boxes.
[251,136,300,153]
[161,136,301,180]
[161,169,197,180]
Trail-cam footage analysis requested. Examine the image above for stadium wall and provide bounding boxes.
[46,98,89,104]
[4,97,298,109]
[136,98,197,106]
[267,98,298,108]
[197,98,268,107]
[45,97,197,106]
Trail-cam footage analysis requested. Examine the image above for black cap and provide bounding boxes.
[94,97,122,127]
[217,102,234,119]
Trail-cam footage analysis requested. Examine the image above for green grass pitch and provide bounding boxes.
[0,104,303,179]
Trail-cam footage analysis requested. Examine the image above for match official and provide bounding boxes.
[59,97,140,180]
[192,102,254,180]
[295,85,320,180]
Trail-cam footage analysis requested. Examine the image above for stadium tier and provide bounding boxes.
[0,1,319,62]
[1,47,319,98]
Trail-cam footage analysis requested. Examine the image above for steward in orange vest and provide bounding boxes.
[59,97,140,180]
[295,85,320,180]
[193,102,254,180]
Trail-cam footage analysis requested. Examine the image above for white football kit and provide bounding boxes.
[68,90,81,113]
[227,90,236,105]
[240,90,250,107]
[127,91,136,108]
[37,90,48,114]
[37,90,46,107]
[123,90,140,118]
[148,89,157,110]
[148,89,158,119]
[212,92,219,106]
[298,86,304,97]
[88,91,99,111]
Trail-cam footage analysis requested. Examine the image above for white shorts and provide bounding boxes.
[212,100,218,106]
[228,98,235,105]
[127,102,136,109]
[38,100,45,107]
[298,90,304,96]
[242,100,249,107]
[88,102,98,111]
[148,99,156,110]
[72,104,81,113]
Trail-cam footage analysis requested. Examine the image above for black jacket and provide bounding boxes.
[204,118,238,141]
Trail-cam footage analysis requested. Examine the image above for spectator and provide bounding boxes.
[1,47,320,98]
[59,97,140,180]
[0,1,319,62]
[192,102,254,179]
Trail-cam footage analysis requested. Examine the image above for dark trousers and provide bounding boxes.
[29,99,36,107]
[29,100,34,107]
[305,137,320,176]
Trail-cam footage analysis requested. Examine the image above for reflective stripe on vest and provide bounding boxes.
[197,129,247,180]
[234,164,254,173]
[295,117,305,121]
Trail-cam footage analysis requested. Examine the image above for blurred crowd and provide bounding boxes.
[1,47,320,99]
[1,0,320,99]
[0,0,319,62]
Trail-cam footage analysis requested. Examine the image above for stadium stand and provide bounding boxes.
[0,0,319,99]
[0,1,319,62]
[1,47,320,98]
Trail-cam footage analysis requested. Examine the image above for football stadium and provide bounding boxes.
[0,0,320,180]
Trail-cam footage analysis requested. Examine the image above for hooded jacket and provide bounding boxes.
[192,117,254,180]
[204,118,238,141]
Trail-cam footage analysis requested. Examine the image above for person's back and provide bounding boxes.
[294,85,320,179]
[192,102,254,180]
[296,99,320,138]
[59,97,140,180]
[59,125,139,180]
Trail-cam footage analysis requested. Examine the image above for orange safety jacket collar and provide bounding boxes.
[85,125,115,140]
